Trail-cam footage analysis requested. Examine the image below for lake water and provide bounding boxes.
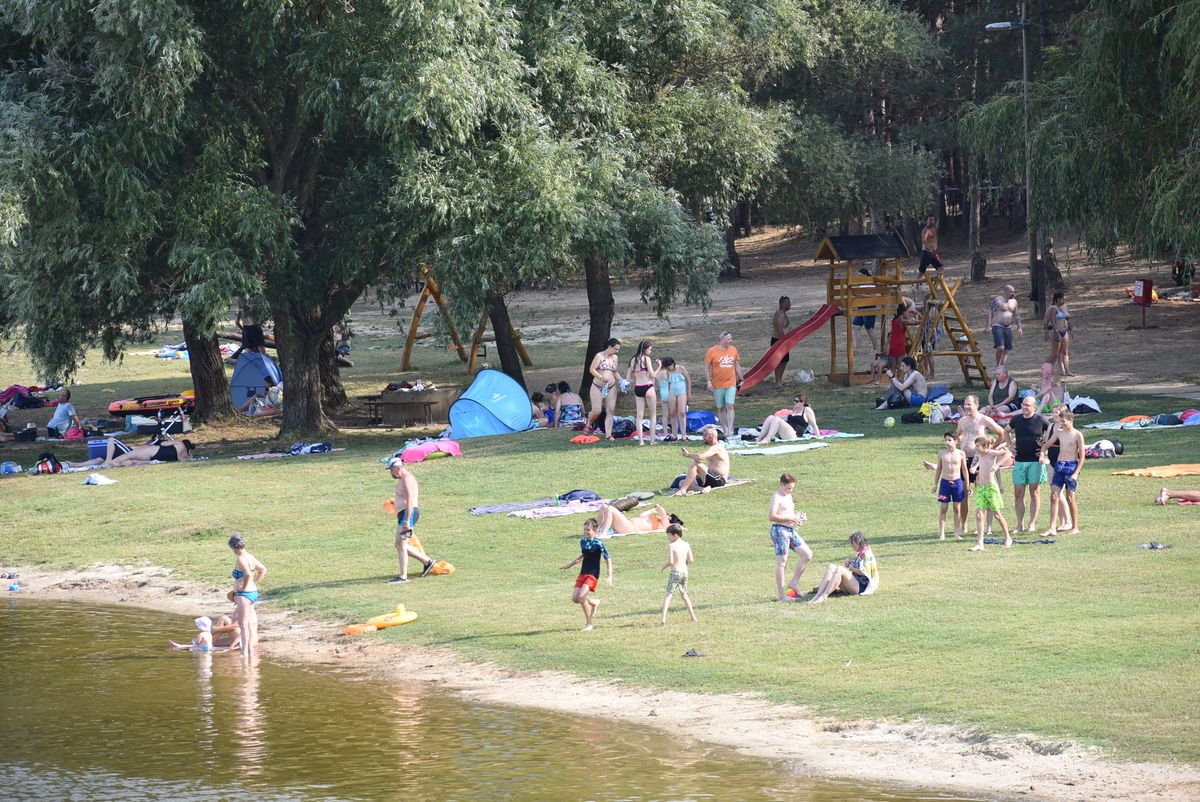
[0,601,989,801]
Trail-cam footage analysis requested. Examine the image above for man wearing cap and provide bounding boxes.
[387,457,436,584]
[704,331,744,434]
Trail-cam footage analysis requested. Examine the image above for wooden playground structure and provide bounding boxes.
[401,268,533,374]
[817,234,989,386]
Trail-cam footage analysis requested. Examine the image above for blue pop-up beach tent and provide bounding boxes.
[230,352,283,406]
[449,369,536,439]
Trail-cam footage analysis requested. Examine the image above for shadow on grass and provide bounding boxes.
[267,574,406,599]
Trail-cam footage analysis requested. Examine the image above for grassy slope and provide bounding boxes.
[1,326,1198,765]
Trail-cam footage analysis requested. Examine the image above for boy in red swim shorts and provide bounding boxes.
[560,518,613,631]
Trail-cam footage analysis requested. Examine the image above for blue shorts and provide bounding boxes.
[397,506,421,533]
[1051,461,1079,492]
[908,393,926,407]
[992,324,1013,350]
[852,315,876,330]
[938,478,964,504]
[713,386,737,408]
[770,525,807,557]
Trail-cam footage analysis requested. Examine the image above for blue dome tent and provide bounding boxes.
[230,352,283,407]
[449,369,536,439]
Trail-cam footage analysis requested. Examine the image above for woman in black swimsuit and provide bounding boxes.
[63,439,195,469]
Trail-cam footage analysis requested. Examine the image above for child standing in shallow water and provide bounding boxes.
[932,430,969,540]
[659,524,697,625]
[970,435,1013,550]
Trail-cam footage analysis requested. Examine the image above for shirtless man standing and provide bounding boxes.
[918,214,942,275]
[987,285,1023,367]
[951,395,1007,535]
[673,427,730,496]
[387,457,436,584]
[771,296,792,385]
[769,473,810,600]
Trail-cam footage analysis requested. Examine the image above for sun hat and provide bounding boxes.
[195,616,212,631]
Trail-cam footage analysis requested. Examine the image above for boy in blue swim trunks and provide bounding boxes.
[1040,410,1085,537]
[768,473,811,600]
[931,431,969,540]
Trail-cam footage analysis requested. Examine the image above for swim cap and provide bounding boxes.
[386,456,404,469]
[195,616,212,631]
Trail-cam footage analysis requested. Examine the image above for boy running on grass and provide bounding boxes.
[768,473,811,600]
[932,430,969,539]
[969,435,1013,550]
[659,524,697,625]
[1040,410,1086,536]
[560,518,613,631]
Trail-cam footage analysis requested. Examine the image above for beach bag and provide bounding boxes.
[928,406,946,424]
[610,418,635,438]
[885,388,906,408]
[900,411,925,424]
[793,368,814,384]
[558,489,601,503]
[14,428,36,442]
[686,410,717,432]
[32,453,62,474]
[1067,396,1101,415]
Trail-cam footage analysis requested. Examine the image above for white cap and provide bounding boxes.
[386,456,404,469]
[195,616,212,631]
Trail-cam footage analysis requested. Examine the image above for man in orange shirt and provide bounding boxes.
[704,331,744,435]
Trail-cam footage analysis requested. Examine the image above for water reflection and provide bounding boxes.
[0,601,989,802]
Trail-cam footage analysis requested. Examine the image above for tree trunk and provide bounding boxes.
[968,156,986,282]
[182,317,236,422]
[273,303,337,437]
[318,330,348,410]
[581,250,615,399]
[485,290,526,389]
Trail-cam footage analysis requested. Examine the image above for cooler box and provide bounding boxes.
[87,438,112,460]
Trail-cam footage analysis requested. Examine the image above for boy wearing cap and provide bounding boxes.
[659,524,697,625]
[387,458,436,584]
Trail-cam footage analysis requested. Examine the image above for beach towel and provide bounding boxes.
[661,477,754,496]
[507,499,610,519]
[1084,420,1184,430]
[469,499,557,515]
[235,448,345,460]
[982,537,1056,546]
[729,441,832,456]
[1112,464,1200,478]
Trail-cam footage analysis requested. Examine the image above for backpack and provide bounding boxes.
[900,411,925,424]
[610,418,635,438]
[558,489,601,503]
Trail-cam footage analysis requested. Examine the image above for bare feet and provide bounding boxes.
[1156,488,1169,506]
[954,532,964,540]
[968,544,985,552]
[1040,529,1056,538]
[1003,536,1012,548]
[938,533,946,541]
[582,623,595,631]
[807,596,825,605]
[1067,528,1080,535]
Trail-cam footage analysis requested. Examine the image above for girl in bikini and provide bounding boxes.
[587,338,622,439]
[626,340,661,445]
[229,533,266,658]
[1043,290,1074,376]
[657,358,691,441]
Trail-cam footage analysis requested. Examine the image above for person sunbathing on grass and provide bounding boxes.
[63,438,195,469]
[1155,488,1200,505]
[596,502,680,536]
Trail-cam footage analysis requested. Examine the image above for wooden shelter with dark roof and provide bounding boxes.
[817,233,909,385]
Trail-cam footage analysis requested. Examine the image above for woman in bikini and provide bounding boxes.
[596,503,679,536]
[626,340,661,445]
[63,438,195,469]
[657,358,691,441]
[587,338,622,439]
[553,381,585,428]
[1043,289,1074,376]
[229,533,266,658]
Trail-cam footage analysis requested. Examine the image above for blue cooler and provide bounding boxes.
[87,438,111,460]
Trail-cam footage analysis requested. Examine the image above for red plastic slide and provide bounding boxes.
[739,304,841,391]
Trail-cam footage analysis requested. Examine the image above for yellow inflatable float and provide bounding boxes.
[342,604,418,636]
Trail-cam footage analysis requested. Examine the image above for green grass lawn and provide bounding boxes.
[2,333,1198,766]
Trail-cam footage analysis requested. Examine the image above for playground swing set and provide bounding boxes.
[401,268,534,374]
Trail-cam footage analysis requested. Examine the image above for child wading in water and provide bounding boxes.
[1040,409,1086,536]
[932,430,969,539]
[659,523,697,625]
[561,518,613,631]
[970,435,1013,550]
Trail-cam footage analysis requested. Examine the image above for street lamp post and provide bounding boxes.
[986,2,1039,313]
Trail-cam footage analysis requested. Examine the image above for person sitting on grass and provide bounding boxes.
[596,502,678,536]
[981,365,1019,417]
[1156,488,1200,505]
[673,426,729,495]
[553,381,585,428]
[755,396,821,444]
[530,392,550,428]
[1035,362,1067,413]
[45,389,82,437]
[808,531,878,604]
[877,356,928,409]
[237,376,282,416]
[755,413,802,444]
[63,438,195,469]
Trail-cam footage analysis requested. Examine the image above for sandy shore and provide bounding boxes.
[7,563,1199,802]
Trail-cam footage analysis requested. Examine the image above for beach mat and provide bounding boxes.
[729,441,831,457]
[660,477,754,496]
[1113,464,1200,478]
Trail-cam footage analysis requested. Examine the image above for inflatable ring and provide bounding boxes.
[367,604,418,629]
[343,623,378,636]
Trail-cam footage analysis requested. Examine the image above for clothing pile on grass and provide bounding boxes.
[1084,409,1200,430]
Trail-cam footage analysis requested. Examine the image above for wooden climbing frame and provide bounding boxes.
[401,268,533,374]
[908,272,990,386]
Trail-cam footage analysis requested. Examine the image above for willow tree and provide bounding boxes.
[0,0,544,435]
